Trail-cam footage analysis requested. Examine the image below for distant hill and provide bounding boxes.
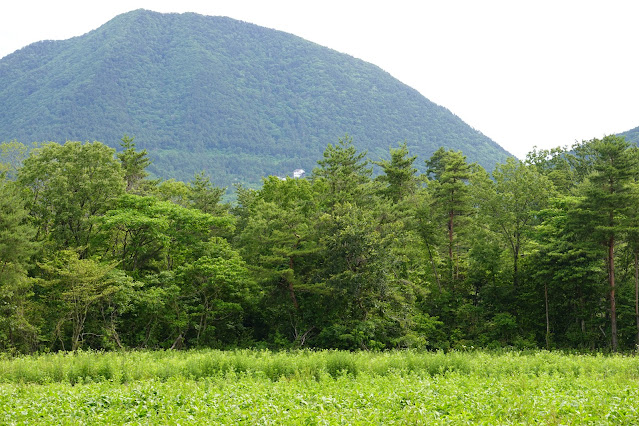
[619,126,639,145]
[0,9,511,187]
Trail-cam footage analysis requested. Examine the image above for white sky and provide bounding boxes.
[1,0,638,158]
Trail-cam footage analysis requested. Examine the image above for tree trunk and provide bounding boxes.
[425,242,441,293]
[448,210,454,280]
[609,236,618,352]
[513,242,519,289]
[635,251,639,346]
[544,282,550,350]
[288,255,299,310]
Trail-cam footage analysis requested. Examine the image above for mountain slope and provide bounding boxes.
[0,9,511,186]
[619,126,639,145]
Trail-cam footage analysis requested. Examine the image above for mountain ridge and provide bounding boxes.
[0,9,511,186]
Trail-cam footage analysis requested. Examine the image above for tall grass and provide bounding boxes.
[0,349,637,384]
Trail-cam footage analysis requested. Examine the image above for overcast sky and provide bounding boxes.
[1,1,638,158]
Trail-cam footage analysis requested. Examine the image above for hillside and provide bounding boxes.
[0,9,511,186]
[619,126,639,145]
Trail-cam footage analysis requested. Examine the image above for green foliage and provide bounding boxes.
[189,172,227,215]
[2,351,639,424]
[0,140,29,180]
[482,158,554,288]
[312,134,373,206]
[619,125,639,145]
[37,250,133,351]
[4,349,639,384]
[571,136,638,351]
[117,134,152,194]
[425,148,474,284]
[17,141,125,256]
[524,197,605,350]
[0,179,39,352]
[174,239,253,347]
[526,145,577,194]
[95,193,234,274]
[0,10,510,187]
[6,129,639,353]
[374,142,419,203]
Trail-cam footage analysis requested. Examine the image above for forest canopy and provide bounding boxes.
[1,134,638,353]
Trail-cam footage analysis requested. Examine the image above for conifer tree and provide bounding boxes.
[572,135,637,351]
[0,179,39,351]
[374,142,418,203]
[117,135,152,194]
[426,148,472,281]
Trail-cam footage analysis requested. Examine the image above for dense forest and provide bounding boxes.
[620,125,639,146]
[2,133,639,354]
[0,9,509,186]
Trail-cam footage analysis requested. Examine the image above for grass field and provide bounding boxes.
[1,350,638,424]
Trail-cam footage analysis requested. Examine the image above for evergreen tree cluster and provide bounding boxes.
[2,134,638,353]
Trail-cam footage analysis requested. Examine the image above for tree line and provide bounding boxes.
[1,134,638,353]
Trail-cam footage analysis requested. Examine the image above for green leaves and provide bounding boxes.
[38,250,132,351]
[18,141,125,255]
[3,351,639,424]
[0,179,39,352]
[482,158,554,287]
[96,194,234,274]
[374,142,418,203]
[117,135,151,194]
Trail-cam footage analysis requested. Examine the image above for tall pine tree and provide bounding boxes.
[572,135,637,351]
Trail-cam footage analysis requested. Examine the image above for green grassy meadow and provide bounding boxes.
[1,350,638,424]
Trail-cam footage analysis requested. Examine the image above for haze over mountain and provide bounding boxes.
[0,9,511,187]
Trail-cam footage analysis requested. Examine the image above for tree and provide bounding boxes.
[312,135,372,207]
[38,250,129,351]
[572,135,637,351]
[175,239,253,347]
[0,179,39,352]
[117,135,152,194]
[0,140,29,180]
[483,158,554,288]
[623,149,639,346]
[526,146,576,194]
[154,179,191,207]
[189,172,227,215]
[235,176,323,346]
[315,200,415,349]
[525,197,605,350]
[374,142,418,203]
[410,188,444,293]
[426,148,472,281]
[17,141,125,256]
[95,194,234,276]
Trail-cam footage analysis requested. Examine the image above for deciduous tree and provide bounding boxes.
[18,141,125,256]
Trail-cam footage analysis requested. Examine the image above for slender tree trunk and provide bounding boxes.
[288,241,300,310]
[609,236,618,352]
[635,251,639,346]
[448,210,454,280]
[513,243,519,289]
[425,242,441,293]
[544,282,550,350]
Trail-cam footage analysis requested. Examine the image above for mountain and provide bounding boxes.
[0,9,511,187]
[619,126,639,145]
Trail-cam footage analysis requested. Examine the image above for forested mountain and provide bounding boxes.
[0,9,510,186]
[619,126,639,145]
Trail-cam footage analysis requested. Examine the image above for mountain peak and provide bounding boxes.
[0,10,510,186]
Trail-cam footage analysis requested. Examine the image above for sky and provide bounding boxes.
[1,0,638,159]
